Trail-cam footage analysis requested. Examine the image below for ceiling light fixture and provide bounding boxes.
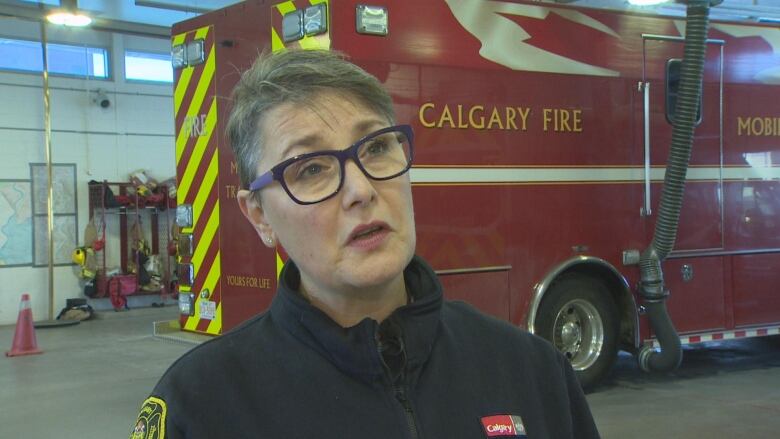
[46,0,92,27]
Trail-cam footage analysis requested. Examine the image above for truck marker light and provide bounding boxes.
[177,263,194,287]
[177,233,194,257]
[179,293,195,316]
[282,9,304,42]
[176,204,193,228]
[172,44,186,69]
[304,4,328,36]
[356,5,388,36]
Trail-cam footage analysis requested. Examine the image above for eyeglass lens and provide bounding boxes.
[282,129,411,203]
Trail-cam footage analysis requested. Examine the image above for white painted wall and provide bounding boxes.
[0,19,176,324]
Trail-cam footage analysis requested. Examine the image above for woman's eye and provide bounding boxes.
[365,140,389,155]
[301,164,322,176]
[292,159,331,180]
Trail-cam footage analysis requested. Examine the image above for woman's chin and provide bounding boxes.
[339,252,411,290]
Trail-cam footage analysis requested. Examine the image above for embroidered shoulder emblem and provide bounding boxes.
[131,396,167,439]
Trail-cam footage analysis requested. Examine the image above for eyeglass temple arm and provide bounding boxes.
[248,171,274,191]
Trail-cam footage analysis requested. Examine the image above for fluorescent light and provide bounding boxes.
[628,0,670,6]
[47,12,92,27]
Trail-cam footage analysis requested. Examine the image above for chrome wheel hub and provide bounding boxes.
[553,299,604,371]
[561,321,581,346]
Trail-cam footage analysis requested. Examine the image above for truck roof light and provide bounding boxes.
[282,9,304,42]
[356,5,388,36]
[186,39,205,66]
[172,44,186,69]
[172,40,205,69]
[304,3,328,36]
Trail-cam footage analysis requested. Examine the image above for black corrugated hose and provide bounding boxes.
[638,0,714,373]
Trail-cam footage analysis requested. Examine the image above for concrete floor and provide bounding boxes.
[0,306,191,439]
[589,338,780,438]
[1,306,779,438]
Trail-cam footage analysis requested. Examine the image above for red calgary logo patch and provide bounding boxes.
[481,414,527,438]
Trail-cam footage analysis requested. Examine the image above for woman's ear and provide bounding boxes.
[237,189,276,248]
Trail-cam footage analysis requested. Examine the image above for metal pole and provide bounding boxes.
[40,18,55,321]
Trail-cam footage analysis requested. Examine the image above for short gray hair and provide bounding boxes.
[226,49,396,190]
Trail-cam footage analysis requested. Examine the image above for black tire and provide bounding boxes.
[535,275,619,390]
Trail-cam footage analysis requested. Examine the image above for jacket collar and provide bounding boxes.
[271,255,443,383]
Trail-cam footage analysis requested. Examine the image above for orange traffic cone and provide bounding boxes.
[5,293,43,357]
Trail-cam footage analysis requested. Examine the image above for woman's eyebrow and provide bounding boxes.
[279,133,323,159]
[279,119,388,159]
[353,119,387,136]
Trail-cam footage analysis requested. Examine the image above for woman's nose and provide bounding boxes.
[340,160,377,208]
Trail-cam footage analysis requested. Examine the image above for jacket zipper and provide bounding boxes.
[377,331,420,439]
[394,385,419,439]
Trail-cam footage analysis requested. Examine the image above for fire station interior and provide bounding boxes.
[1,0,779,438]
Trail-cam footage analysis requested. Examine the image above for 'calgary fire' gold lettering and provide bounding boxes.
[738,116,780,136]
[419,103,531,131]
[543,108,582,132]
[226,275,271,289]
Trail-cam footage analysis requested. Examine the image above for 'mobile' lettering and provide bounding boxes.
[738,116,780,136]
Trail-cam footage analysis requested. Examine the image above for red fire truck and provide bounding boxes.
[170,0,780,386]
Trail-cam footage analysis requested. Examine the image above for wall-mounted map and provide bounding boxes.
[0,181,33,267]
[33,215,77,266]
[30,164,78,266]
[32,164,77,215]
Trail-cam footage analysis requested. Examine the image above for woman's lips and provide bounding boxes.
[347,222,390,250]
[348,228,389,250]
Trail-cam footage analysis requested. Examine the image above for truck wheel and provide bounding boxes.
[535,275,619,389]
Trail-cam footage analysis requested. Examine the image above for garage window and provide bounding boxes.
[124,50,173,83]
[0,37,109,79]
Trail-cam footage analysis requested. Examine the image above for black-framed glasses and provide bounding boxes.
[248,124,414,205]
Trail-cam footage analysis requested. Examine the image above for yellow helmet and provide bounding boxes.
[72,247,86,266]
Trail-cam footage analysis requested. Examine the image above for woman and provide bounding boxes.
[131,50,600,439]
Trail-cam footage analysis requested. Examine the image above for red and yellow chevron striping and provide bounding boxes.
[173,25,222,335]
